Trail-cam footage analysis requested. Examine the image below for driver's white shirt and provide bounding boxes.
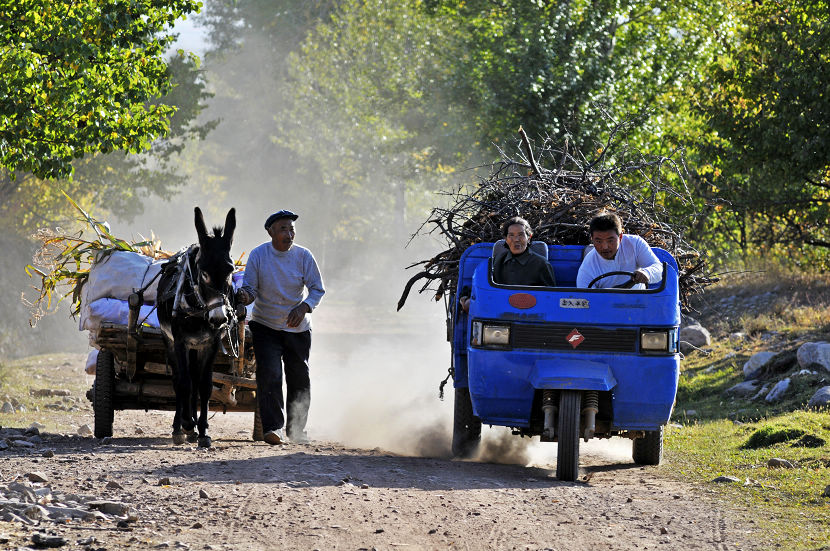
[576,234,662,289]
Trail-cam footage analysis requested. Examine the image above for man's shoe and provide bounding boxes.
[263,430,284,445]
[288,431,309,444]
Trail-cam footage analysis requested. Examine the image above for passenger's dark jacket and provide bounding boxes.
[493,247,556,287]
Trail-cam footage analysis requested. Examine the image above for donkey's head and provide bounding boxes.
[194,207,236,328]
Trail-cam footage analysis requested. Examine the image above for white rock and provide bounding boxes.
[765,378,791,403]
[679,324,711,348]
[77,424,93,437]
[743,351,776,380]
[29,422,46,430]
[751,384,770,401]
[796,342,830,372]
[725,381,760,397]
[808,386,830,408]
[795,369,817,376]
[767,457,794,469]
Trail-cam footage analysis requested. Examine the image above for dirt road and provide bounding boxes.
[0,406,761,551]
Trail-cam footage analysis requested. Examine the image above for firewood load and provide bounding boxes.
[398,126,717,312]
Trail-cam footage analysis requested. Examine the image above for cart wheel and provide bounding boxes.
[452,387,481,458]
[252,406,264,441]
[93,350,116,438]
[633,427,664,465]
[556,390,581,481]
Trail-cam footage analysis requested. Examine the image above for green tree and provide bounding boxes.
[694,0,830,262]
[430,0,727,152]
[0,0,201,181]
[0,52,216,235]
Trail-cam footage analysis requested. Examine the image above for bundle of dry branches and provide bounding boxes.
[399,124,717,312]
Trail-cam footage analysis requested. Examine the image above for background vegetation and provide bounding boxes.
[0,0,827,342]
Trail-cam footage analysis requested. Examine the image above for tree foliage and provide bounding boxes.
[0,52,216,235]
[692,0,830,263]
[0,0,201,180]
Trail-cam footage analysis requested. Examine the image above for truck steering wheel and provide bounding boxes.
[587,271,637,289]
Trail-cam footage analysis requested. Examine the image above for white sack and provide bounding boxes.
[82,297,160,332]
[79,250,164,331]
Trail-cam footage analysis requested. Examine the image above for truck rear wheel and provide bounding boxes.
[556,390,581,481]
[93,350,116,438]
[452,387,481,458]
[633,427,664,465]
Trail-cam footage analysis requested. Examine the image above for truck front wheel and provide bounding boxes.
[556,390,581,481]
[452,387,481,458]
[633,427,664,465]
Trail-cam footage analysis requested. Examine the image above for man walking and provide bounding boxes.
[236,210,325,445]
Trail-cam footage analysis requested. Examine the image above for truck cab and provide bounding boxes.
[450,241,680,481]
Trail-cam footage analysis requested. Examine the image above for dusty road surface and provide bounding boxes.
[1,409,761,550]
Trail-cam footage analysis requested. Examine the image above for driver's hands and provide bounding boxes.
[460,296,470,313]
[287,302,311,327]
[632,269,649,285]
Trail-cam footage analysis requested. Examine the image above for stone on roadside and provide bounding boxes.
[767,457,794,469]
[743,351,775,380]
[25,471,49,483]
[32,533,66,548]
[87,500,130,516]
[712,475,740,483]
[724,381,760,397]
[796,341,830,372]
[680,324,711,348]
[824,485,830,498]
[77,424,93,437]
[765,378,790,403]
[29,422,46,430]
[1,402,14,414]
[808,386,830,409]
[106,480,123,490]
[199,489,210,499]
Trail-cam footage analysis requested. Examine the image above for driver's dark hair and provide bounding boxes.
[502,216,532,237]
[589,212,623,236]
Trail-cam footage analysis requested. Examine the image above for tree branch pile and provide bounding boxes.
[398,125,717,312]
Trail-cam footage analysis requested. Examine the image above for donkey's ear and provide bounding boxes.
[194,207,208,243]
[223,208,236,245]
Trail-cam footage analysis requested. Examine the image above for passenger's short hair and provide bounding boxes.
[502,216,532,237]
[589,212,623,236]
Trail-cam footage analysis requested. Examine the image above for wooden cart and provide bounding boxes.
[86,293,263,440]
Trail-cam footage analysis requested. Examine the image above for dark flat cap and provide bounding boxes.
[265,210,298,229]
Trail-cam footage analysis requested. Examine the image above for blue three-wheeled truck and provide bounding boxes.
[450,240,681,481]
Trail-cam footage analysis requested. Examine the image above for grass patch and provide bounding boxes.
[741,424,806,449]
[664,412,830,550]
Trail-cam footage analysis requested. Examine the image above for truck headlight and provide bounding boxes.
[483,324,510,346]
[641,330,669,352]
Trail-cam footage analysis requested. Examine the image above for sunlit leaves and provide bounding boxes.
[0,0,202,180]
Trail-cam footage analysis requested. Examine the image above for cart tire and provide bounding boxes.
[633,427,664,465]
[252,407,264,441]
[93,350,116,438]
[556,390,581,481]
[452,387,481,458]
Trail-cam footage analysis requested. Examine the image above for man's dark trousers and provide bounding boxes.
[250,321,311,438]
